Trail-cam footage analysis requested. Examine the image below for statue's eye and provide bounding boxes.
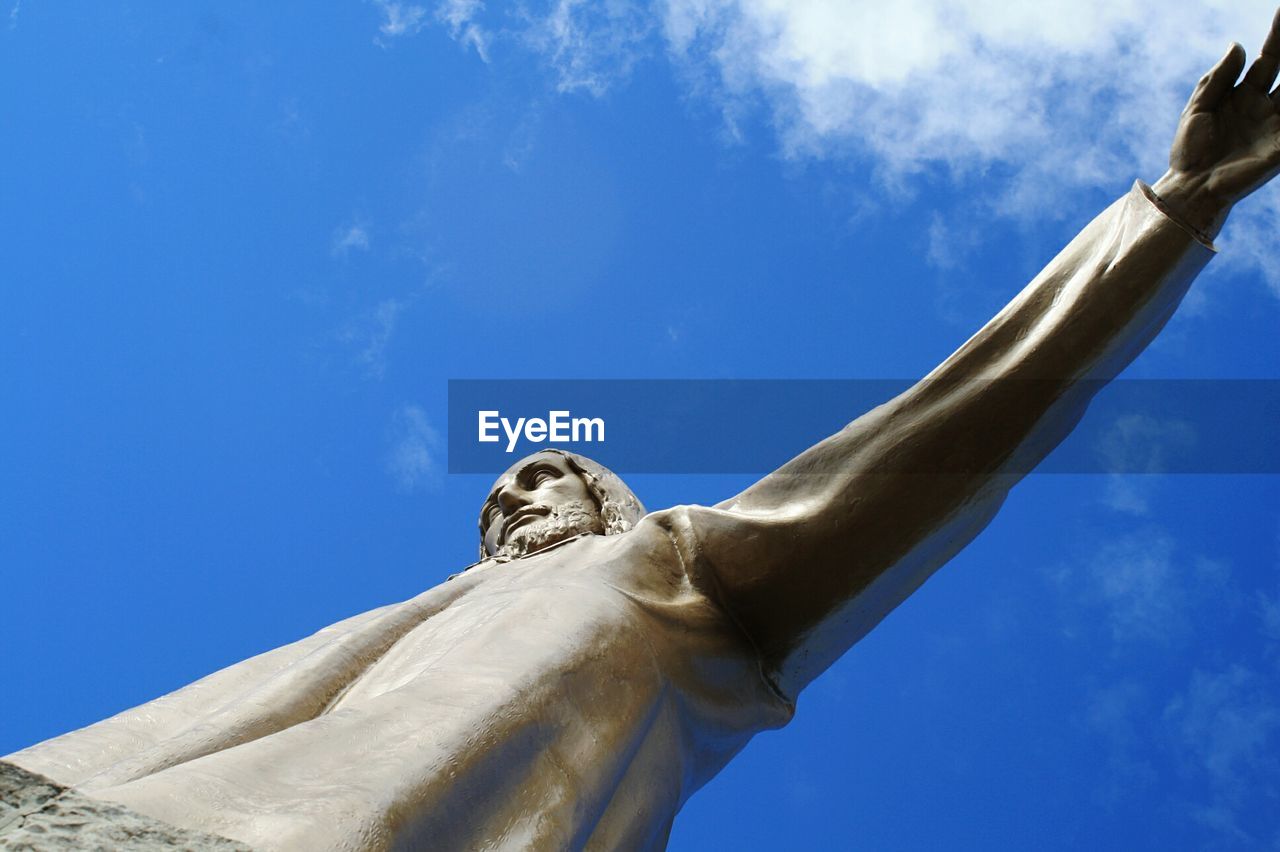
[532,470,557,487]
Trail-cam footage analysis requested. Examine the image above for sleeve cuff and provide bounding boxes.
[1135,180,1218,253]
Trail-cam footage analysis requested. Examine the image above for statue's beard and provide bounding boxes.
[501,500,604,558]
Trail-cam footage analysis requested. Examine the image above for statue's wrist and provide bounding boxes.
[1151,170,1232,243]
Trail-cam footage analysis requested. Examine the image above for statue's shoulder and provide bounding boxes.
[632,503,753,540]
[620,503,732,572]
[624,504,704,542]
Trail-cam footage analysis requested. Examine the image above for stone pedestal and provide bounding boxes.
[0,761,252,851]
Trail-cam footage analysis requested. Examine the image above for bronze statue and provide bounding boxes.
[6,11,1280,851]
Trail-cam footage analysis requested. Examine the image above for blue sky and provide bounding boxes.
[3,2,1280,849]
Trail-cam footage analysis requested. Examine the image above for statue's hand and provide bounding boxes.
[1154,8,1280,240]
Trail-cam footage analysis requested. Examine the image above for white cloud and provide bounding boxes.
[339,297,405,378]
[371,0,428,42]
[1091,414,1199,516]
[1086,530,1186,644]
[658,1,1269,174]
[387,404,441,492]
[925,214,970,272]
[669,0,1280,287]
[1062,529,1242,647]
[1166,665,1280,786]
[1088,658,1280,840]
[1083,681,1160,804]
[436,0,480,31]
[1220,186,1280,298]
[332,223,371,257]
[524,0,655,95]
[437,0,489,60]
[1062,513,1279,837]
[1101,476,1153,517]
[1072,549,1279,837]
[415,0,653,93]
[368,0,489,58]
[1096,414,1197,475]
[1256,586,1280,649]
[8,0,20,30]
[1164,664,1280,840]
[418,0,1280,290]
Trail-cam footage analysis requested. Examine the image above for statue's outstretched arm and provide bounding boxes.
[682,11,1280,700]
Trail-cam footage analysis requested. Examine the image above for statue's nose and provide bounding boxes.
[496,482,531,516]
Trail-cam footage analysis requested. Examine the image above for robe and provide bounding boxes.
[6,182,1214,850]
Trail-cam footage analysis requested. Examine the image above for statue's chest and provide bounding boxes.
[337,538,678,707]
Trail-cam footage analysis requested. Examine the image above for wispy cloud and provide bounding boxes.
[1083,681,1160,805]
[925,213,981,273]
[1082,530,1187,645]
[1093,414,1197,516]
[339,297,405,378]
[523,0,654,96]
[1166,665,1280,787]
[1067,532,1279,839]
[332,222,371,257]
[707,0,1280,286]
[410,0,1280,290]
[8,0,20,30]
[1255,585,1280,652]
[368,0,488,58]
[1096,414,1197,475]
[656,2,1269,185]
[438,0,489,60]
[386,404,440,492]
[370,0,428,45]
[1164,664,1280,842]
[1084,657,1280,838]
[1058,528,1242,647]
[1220,186,1280,298]
[1101,477,1154,517]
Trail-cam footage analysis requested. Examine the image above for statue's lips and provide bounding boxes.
[503,507,549,537]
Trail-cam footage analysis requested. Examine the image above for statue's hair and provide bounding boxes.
[478,450,645,559]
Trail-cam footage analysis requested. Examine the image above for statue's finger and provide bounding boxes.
[1245,54,1280,93]
[1189,43,1246,112]
[1265,6,1280,55]
[1243,9,1280,91]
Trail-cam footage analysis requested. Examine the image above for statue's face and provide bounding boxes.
[482,452,604,558]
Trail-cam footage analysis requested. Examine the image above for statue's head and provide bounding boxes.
[479,450,645,559]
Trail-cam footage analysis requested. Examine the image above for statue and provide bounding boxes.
[5,12,1280,851]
